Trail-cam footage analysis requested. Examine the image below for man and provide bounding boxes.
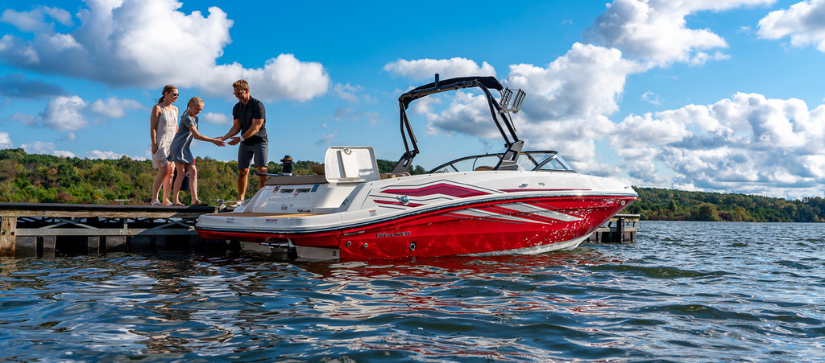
[220,79,268,207]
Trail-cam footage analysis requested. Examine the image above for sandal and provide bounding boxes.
[230,200,244,208]
[164,201,174,206]
[151,200,161,206]
[192,201,208,207]
[172,202,185,206]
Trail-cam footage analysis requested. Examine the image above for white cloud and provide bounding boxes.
[20,140,74,157]
[641,91,662,105]
[54,150,76,158]
[0,0,329,102]
[611,92,825,198]
[87,150,127,159]
[333,83,374,103]
[89,97,145,118]
[22,141,56,154]
[200,54,330,102]
[422,91,502,138]
[0,6,73,32]
[757,0,825,52]
[410,95,443,116]
[41,95,88,133]
[608,113,693,185]
[316,131,338,146]
[9,112,36,126]
[506,43,642,122]
[383,57,496,81]
[334,83,361,103]
[333,107,381,125]
[0,132,12,148]
[40,6,73,26]
[584,0,773,66]
[202,112,232,125]
[499,43,641,173]
[0,34,39,64]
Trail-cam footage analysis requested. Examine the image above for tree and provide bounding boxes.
[696,203,720,221]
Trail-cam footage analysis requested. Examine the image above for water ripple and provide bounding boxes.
[0,222,824,361]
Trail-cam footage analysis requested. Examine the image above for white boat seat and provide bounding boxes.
[311,164,325,175]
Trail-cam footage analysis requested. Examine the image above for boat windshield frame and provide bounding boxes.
[428,151,576,174]
[391,75,525,174]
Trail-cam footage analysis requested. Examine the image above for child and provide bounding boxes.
[167,97,226,206]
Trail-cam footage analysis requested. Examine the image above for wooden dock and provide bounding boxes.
[0,203,229,257]
[584,214,639,243]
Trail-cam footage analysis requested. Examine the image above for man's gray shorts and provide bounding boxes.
[238,141,268,169]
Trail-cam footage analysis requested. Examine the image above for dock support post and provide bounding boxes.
[42,236,55,257]
[0,216,16,257]
[88,237,102,255]
[105,236,128,253]
[14,236,37,256]
[617,218,625,243]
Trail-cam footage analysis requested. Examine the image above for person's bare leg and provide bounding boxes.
[172,163,186,204]
[151,163,168,203]
[238,168,249,201]
[188,165,199,204]
[257,166,267,189]
[161,162,174,204]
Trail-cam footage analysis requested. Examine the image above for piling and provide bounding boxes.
[584,214,639,243]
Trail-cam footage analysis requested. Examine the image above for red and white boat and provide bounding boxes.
[196,75,637,260]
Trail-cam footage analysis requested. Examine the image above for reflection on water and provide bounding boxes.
[0,221,824,362]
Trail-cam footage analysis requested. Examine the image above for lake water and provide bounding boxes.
[1,221,824,362]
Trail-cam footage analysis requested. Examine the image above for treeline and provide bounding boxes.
[0,148,423,205]
[626,187,825,222]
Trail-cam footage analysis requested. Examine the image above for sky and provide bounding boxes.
[1,0,825,200]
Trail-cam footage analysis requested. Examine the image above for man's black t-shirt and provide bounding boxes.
[232,96,267,145]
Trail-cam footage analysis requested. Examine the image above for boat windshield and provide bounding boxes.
[428,151,575,173]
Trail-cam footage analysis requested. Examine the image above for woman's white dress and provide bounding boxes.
[152,106,177,169]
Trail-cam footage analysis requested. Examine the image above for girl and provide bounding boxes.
[149,85,178,206]
[167,97,226,206]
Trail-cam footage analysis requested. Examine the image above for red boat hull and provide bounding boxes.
[197,195,636,260]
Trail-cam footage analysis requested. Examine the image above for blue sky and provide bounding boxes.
[1,0,825,199]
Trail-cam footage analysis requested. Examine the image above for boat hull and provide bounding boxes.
[197,195,635,260]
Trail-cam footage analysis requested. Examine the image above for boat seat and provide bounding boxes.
[311,164,325,175]
[474,166,494,171]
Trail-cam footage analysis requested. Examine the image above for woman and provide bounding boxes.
[149,85,179,206]
[167,97,226,206]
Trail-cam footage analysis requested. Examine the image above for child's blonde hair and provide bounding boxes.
[184,97,204,115]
